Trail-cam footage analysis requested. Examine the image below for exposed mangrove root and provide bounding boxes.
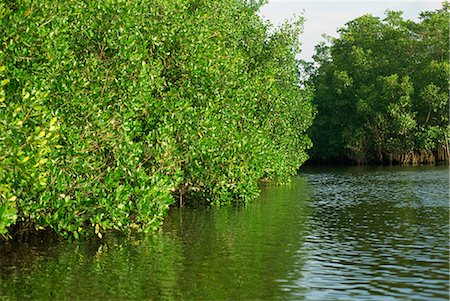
[388,145,448,165]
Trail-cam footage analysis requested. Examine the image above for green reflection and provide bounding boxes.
[163,177,311,300]
[1,235,184,300]
[2,168,447,300]
[0,177,311,300]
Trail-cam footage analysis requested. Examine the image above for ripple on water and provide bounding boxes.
[294,166,449,301]
[0,167,448,301]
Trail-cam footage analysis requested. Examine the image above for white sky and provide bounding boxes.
[259,0,443,61]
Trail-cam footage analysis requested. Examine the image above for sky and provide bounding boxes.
[259,0,443,61]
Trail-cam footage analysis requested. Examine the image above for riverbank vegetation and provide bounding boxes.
[0,0,314,238]
[306,3,449,164]
[2,1,447,240]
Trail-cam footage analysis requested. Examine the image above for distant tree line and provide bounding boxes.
[305,3,449,164]
[0,0,313,238]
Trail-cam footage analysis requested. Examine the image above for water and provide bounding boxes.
[1,166,448,300]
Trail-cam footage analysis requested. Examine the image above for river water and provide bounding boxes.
[1,166,448,300]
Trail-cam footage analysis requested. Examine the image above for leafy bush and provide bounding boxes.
[0,0,313,238]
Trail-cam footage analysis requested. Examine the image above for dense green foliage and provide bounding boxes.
[0,0,313,238]
[306,4,449,164]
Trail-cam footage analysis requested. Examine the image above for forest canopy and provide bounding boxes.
[0,0,314,238]
[306,3,449,164]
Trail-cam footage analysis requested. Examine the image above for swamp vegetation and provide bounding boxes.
[305,4,449,164]
[0,0,313,238]
[0,1,448,240]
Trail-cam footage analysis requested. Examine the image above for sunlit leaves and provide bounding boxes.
[1,0,313,238]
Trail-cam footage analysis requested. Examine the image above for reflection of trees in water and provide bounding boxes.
[3,169,447,300]
[0,235,184,300]
[0,177,311,300]
[162,176,311,300]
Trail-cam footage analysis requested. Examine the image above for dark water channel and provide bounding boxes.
[1,166,449,300]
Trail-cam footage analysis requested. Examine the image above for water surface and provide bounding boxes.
[1,166,448,300]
